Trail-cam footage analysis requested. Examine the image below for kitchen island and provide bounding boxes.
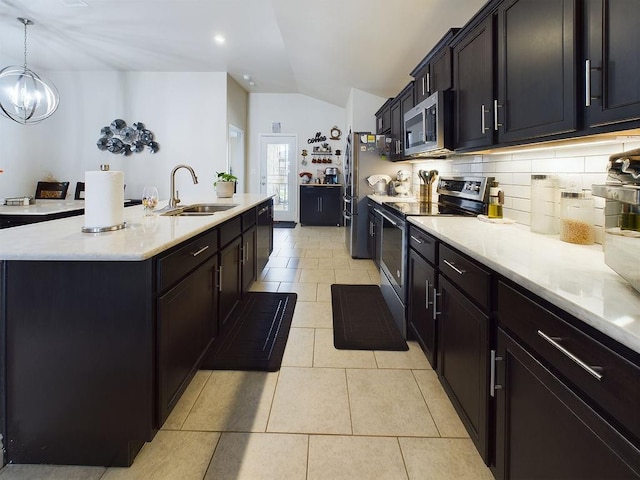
[0,199,142,229]
[0,194,273,467]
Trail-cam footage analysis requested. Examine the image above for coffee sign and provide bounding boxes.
[307,132,327,144]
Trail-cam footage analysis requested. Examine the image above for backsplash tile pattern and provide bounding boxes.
[411,140,640,244]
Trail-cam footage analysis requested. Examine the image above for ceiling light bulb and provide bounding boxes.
[214,35,225,45]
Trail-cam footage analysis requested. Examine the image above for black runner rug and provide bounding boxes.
[331,284,408,351]
[201,292,297,371]
[274,221,297,228]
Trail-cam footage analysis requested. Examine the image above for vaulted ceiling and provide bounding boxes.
[0,0,487,106]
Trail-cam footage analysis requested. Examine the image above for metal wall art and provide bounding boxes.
[96,119,160,155]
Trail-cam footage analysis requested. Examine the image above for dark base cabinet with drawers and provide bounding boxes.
[495,281,640,480]
[405,222,640,479]
[407,225,438,368]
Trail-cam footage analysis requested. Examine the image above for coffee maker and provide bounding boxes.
[325,167,339,184]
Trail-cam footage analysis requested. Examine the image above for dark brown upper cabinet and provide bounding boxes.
[412,29,459,105]
[452,15,495,150]
[375,98,393,134]
[495,0,577,143]
[585,0,640,128]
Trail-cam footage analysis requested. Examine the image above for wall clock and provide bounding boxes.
[330,126,342,140]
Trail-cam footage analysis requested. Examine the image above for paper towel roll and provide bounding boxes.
[84,170,125,230]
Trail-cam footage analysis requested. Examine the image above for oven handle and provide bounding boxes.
[376,210,400,227]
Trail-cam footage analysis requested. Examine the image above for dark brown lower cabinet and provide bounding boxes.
[407,248,437,368]
[157,256,218,425]
[219,236,242,327]
[242,225,257,293]
[494,328,640,479]
[437,275,490,463]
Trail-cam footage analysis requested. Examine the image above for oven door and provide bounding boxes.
[377,207,407,337]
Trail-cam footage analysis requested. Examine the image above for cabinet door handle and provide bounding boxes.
[585,59,602,107]
[426,73,430,94]
[425,279,431,309]
[493,99,502,130]
[218,266,223,292]
[422,76,426,96]
[481,104,490,133]
[410,235,423,244]
[190,245,209,257]
[432,288,441,320]
[490,349,503,397]
[537,330,603,381]
[443,259,465,275]
[245,241,249,263]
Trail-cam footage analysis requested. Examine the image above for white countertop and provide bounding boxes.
[0,200,85,216]
[408,216,640,354]
[368,194,416,203]
[0,194,271,261]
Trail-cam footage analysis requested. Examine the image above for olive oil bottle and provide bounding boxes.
[488,181,504,219]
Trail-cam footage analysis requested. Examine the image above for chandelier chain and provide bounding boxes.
[23,20,28,70]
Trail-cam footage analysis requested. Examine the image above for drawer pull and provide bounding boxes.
[410,235,423,244]
[190,245,210,257]
[537,330,603,381]
[443,259,465,275]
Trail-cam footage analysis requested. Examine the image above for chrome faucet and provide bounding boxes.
[169,164,198,208]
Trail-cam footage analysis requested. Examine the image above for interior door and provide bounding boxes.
[260,135,297,222]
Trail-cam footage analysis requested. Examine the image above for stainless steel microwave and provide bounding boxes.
[404,90,453,158]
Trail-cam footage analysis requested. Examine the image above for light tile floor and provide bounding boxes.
[0,225,493,480]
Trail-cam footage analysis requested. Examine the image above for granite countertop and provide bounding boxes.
[0,200,86,216]
[0,194,271,261]
[408,215,640,355]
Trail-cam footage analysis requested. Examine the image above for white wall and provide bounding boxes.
[247,93,346,194]
[345,88,387,135]
[0,71,230,203]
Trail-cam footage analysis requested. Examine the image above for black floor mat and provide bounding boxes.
[201,292,297,371]
[274,221,297,228]
[331,284,408,351]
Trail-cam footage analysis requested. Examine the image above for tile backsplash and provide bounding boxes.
[411,140,640,244]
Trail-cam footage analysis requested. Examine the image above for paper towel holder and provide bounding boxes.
[82,223,126,234]
[81,165,126,233]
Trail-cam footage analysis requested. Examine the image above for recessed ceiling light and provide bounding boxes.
[242,74,251,81]
[214,34,225,45]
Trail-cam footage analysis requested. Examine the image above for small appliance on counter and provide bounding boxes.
[391,170,412,196]
[592,148,640,294]
[325,167,340,184]
[366,174,392,195]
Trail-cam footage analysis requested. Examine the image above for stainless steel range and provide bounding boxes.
[378,175,493,338]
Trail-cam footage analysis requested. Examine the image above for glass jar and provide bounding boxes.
[560,191,595,245]
[530,174,559,234]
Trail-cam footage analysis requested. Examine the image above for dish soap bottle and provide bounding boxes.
[488,181,504,219]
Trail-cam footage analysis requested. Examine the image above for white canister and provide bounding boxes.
[530,174,559,234]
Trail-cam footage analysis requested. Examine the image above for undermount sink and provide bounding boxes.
[161,203,238,216]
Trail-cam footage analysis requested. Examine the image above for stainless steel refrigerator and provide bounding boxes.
[343,131,400,258]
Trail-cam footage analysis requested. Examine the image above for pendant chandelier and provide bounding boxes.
[0,17,60,125]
